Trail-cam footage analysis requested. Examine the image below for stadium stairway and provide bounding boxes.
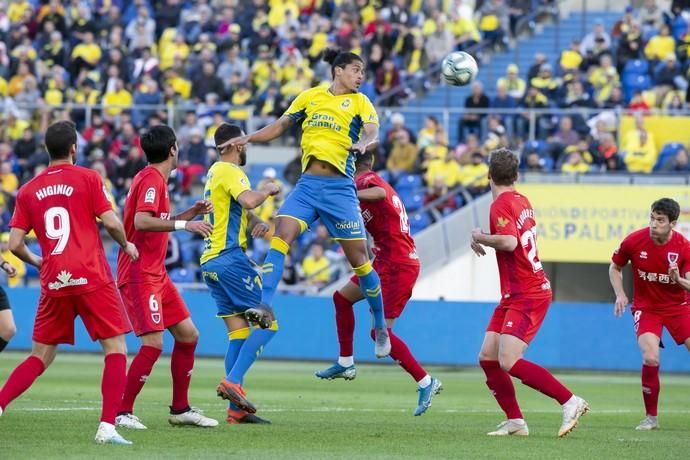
[395,11,622,146]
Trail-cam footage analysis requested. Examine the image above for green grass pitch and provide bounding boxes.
[1,352,689,459]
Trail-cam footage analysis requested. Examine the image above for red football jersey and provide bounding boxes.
[611,228,690,312]
[355,171,418,265]
[489,190,550,299]
[116,166,170,286]
[9,164,114,297]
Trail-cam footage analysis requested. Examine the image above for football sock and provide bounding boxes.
[354,262,385,329]
[119,345,161,414]
[0,355,45,411]
[170,340,197,412]
[0,337,7,353]
[641,364,660,416]
[508,359,573,405]
[480,360,523,419]
[371,328,427,382]
[417,375,431,389]
[225,329,248,409]
[338,356,354,367]
[101,353,126,424]
[260,237,289,307]
[334,291,355,358]
[227,322,278,384]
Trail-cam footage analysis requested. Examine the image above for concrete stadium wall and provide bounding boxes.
[4,288,690,372]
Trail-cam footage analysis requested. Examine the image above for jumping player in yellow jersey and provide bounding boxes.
[201,123,279,424]
[218,49,391,358]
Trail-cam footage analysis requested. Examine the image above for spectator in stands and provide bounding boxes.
[459,151,489,196]
[479,0,509,49]
[622,129,658,173]
[516,86,549,139]
[102,77,133,122]
[638,0,665,36]
[497,63,526,100]
[375,58,403,105]
[193,61,226,102]
[117,145,147,191]
[523,150,546,172]
[281,252,298,286]
[383,112,416,154]
[301,242,331,288]
[424,176,457,215]
[386,129,418,175]
[424,14,454,65]
[661,147,690,172]
[580,21,611,56]
[628,90,651,112]
[645,24,676,62]
[616,21,643,73]
[560,40,584,73]
[592,132,619,166]
[655,53,688,99]
[527,52,547,81]
[459,81,490,141]
[560,147,590,174]
[545,116,580,162]
[492,83,517,136]
[663,91,686,114]
[178,127,209,194]
[605,152,627,172]
[611,5,637,40]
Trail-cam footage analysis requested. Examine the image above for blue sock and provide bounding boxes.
[225,328,248,409]
[355,263,385,329]
[261,237,289,307]
[227,324,278,384]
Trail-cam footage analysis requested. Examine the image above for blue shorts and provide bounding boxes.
[201,250,262,317]
[277,174,366,240]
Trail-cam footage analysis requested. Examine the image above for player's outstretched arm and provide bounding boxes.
[236,183,280,210]
[173,199,213,221]
[471,228,518,252]
[101,210,139,260]
[357,186,386,202]
[217,116,293,150]
[8,228,42,268]
[349,123,379,155]
[0,255,17,277]
[133,211,212,237]
[609,263,629,317]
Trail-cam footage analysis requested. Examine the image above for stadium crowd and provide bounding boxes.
[1,0,690,289]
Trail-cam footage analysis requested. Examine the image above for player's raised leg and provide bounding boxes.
[478,331,527,436]
[245,217,302,328]
[499,334,588,437]
[95,334,132,445]
[315,283,362,380]
[636,332,661,430]
[340,239,390,358]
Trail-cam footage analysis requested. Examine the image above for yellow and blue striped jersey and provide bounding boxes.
[284,86,379,179]
[200,161,251,264]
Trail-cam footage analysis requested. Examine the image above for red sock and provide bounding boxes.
[641,364,660,416]
[0,355,45,411]
[369,328,427,382]
[508,359,573,405]
[334,291,355,357]
[120,345,161,414]
[101,353,126,424]
[171,341,197,412]
[480,360,523,419]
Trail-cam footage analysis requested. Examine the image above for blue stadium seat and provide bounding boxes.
[169,268,196,283]
[623,59,649,79]
[399,189,424,211]
[180,241,202,265]
[672,15,688,40]
[409,212,430,235]
[623,74,652,102]
[395,173,423,191]
[653,142,685,172]
[377,169,391,184]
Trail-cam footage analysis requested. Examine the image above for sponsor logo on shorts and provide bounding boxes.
[506,321,513,328]
[48,270,88,291]
[335,220,361,231]
[144,187,156,204]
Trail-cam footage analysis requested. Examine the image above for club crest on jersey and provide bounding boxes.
[497,216,509,228]
[341,98,351,109]
[144,187,156,204]
[668,252,679,264]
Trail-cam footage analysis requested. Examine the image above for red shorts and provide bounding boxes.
[120,276,190,336]
[351,261,420,319]
[486,294,551,344]
[33,284,131,345]
[632,308,690,345]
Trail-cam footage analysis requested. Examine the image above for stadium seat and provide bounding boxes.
[395,173,423,191]
[409,212,431,235]
[652,142,685,172]
[168,268,196,283]
[622,59,649,79]
[623,74,652,102]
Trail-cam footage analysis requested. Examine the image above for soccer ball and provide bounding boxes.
[440,51,478,86]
